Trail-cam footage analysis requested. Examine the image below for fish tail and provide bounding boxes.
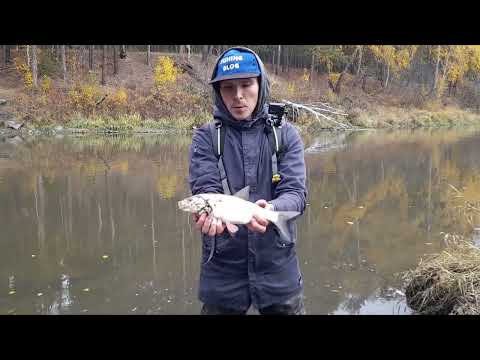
[272,211,300,244]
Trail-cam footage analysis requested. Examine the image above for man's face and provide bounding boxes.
[219,77,259,121]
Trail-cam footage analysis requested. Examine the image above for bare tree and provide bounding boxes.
[310,51,316,82]
[120,45,127,59]
[433,45,441,97]
[179,45,185,61]
[26,45,30,67]
[31,45,38,88]
[356,45,363,76]
[61,45,67,87]
[282,47,288,73]
[113,45,118,75]
[147,45,151,66]
[3,45,7,68]
[275,45,281,75]
[202,45,209,63]
[89,45,94,71]
[384,63,390,89]
[101,45,106,85]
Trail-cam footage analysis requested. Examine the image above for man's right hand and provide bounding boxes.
[193,213,238,236]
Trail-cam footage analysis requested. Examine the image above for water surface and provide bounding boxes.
[2,128,480,314]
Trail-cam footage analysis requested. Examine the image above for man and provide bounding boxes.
[188,47,307,315]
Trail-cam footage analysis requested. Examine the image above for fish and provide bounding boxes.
[178,186,300,244]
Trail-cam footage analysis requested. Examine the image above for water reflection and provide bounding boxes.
[1,128,480,314]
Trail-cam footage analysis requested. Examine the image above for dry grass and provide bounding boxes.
[402,237,480,315]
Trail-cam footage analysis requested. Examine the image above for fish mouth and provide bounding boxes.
[178,200,187,210]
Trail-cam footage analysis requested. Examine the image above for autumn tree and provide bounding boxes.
[312,45,345,91]
[368,45,417,89]
[332,46,361,94]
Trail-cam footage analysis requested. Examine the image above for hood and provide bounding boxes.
[210,47,270,130]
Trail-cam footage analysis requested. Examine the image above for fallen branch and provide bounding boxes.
[305,106,349,116]
[282,99,353,129]
[95,94,108,107]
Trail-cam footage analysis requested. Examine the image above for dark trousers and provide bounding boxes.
[201,292,306,315]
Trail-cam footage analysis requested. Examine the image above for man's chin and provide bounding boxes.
[231,112,253,121]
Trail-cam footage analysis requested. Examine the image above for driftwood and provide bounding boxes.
[6,120,24,130]
[282,99,353,130]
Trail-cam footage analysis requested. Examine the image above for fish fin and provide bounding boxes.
[202,236,216,265]
[226,222,239,234]
[232,186,250,201]
[271,211,300,244]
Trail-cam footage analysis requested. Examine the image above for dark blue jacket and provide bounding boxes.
[188,47,307,311]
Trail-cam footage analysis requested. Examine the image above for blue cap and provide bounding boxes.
[210,48,261,84]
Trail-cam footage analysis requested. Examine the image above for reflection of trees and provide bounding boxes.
[34,173,46,255]
[156,174,180,199]
[0,134,198,314]
[5,128,480,313]
[302,128,480,314]
[340,295,366,315]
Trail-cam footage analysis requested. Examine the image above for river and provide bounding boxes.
[1,127,480,314]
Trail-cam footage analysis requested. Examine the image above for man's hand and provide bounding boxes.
[193,213,238,236]
[246,199,271,234]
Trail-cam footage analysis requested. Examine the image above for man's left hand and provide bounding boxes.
[246,199,271,233]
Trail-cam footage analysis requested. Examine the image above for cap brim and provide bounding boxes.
[209,72,260,84]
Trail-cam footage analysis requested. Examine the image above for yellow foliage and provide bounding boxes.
[369,45,396,66]
[68,83,101,111]
[368,45,415,76]
[111,88,128,106]
[442,45,477,84]
[324,88,338,103]
[14,57,33,89]
[111,160,129,175]
[119,160,129,175]
[40,76,52,94]
[156,174,178,199]
[396,48,412,70]
[287,82,296,96]
[468,45,480,72]
[39,95,48,106]
[328,73,341,86]
[154,56,179,88]
[302,68,309,82]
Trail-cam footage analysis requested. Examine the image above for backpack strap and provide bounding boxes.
[265,115,285,184]
[205,120,230,266]
[210,120,231,195]
[210,116,285,191]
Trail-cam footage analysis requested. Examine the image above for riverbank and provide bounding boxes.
[2,49,480,133]
[2,110,480,141]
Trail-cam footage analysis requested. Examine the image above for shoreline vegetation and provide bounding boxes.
[2,45,480,136]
